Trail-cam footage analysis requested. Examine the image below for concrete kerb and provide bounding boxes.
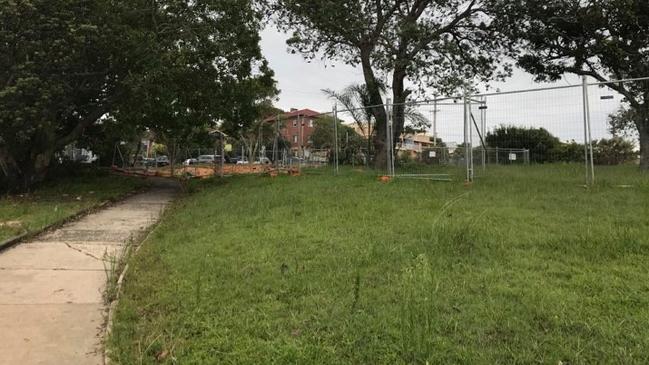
[102,190,177,365]
[0,185,151,254]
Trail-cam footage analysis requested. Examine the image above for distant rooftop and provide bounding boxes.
[264,108,322,122]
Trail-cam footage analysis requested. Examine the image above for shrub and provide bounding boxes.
[486,126,561,163]
[551,140,584,163]
[593,137,637,165]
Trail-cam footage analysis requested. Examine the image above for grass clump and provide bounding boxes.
[110,165,649,364]
[0,171,145,242]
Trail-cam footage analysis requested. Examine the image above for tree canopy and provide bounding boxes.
[486,126,561,162]
[272,0,511,168]
[0,0,276,190]
[493,0,649,169]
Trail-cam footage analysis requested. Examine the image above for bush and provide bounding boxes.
[593,137,637,165]
[486,126,560,163]
[551,140,584,163]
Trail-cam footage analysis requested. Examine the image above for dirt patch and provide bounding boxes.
[0,221,22,228]
[113,164,272,178]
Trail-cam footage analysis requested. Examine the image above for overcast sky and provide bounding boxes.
[259,26,623,144]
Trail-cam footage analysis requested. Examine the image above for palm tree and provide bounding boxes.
[323,83,430,160]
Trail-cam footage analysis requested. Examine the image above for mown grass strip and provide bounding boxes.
[110,165,649,364]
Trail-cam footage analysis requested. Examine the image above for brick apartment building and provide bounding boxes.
[265,108,321,153]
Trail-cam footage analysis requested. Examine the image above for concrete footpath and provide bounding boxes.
[0,180,177,364]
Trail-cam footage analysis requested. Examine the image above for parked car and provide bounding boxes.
[141,157,155,167]
[183,158,197,166]
[155,155,169,166]
[229,156,247,165]
[80,154,98,164]
[197,155,219,164]
[254,157,271,165]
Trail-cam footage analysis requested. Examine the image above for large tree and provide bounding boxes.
[0,0,276,190]
[272,0,510,169]
[494,0,649,170]
[0,0,117,189]
[323,82,430,159]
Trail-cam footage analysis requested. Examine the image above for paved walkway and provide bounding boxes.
[0,181,177,364]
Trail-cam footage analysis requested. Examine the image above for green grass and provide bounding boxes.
[0,171,146,242]
[110,164,649,364]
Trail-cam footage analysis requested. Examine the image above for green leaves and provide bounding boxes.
[1,0,277,189]
[492,0,649,168]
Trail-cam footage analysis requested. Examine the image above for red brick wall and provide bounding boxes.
[281,116,317,149]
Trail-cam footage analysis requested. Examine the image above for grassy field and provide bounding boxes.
[109,165,649,364]
[0,171,146,242]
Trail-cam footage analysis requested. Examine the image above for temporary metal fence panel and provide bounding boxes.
[267,110,336,173]
[391,97,466,181]
[370,76,648,184]
[586,79,646,185]
[463,77,646,185]
[334,106,376,171]
[466,83,586,182]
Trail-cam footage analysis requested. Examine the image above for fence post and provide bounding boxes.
[220,133,225,178]
[386,98,394,176]
[432,96,438,147]
[273,114,279,168]
[469,96,474,180]
[463,93,470,181]
[480,96,487,171]
[333,104,339,176]
[213,144,217,176]
[581,76,595,185]
[391,103,395,176]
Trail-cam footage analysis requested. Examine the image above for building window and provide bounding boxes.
[308,119,313,127]
[293,135,298,143]
[293,119,297,127]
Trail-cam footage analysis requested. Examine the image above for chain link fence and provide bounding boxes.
[112,77,647,184]
[372,77,647,185]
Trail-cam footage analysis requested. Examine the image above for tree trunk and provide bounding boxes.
[131,140,142,167]
[2,104,106,192]
[0,146,21,191]
[366,124,372,166]
[638,122,649,171]
[23,151,53,190]
[1,143,55,192]
[391,67,409,164]
[358,48,388,169]
[631,102,649,171]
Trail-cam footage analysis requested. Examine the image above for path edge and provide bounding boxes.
[0,184,150,253]
[102,191,177,365]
